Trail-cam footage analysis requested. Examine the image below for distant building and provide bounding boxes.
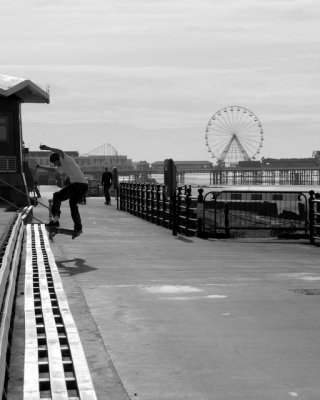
[151,160,213,173]
[75,154,134,175]
[27,150,134,184]
[261,157,320,169]
[312,150,320,159]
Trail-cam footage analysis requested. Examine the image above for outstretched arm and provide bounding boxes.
[35,163,56,173]
[39,144,65,158]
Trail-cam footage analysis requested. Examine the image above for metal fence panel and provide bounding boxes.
[203,190,308,238]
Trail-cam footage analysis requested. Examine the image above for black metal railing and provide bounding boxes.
[119,183,315,240]
[119,183,201,236]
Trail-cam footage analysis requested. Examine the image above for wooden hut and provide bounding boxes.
[0,74,49,206]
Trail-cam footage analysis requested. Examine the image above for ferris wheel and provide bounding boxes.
[205,106,263,166]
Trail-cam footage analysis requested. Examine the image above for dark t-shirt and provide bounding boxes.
[101,171,113,187]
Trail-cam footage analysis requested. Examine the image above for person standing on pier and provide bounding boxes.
[101,166,113,205]
[36,144,88,233]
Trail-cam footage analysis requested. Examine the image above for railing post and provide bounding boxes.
[125,182,129,212]
[224,202,230,238]
[185,186,192,236]
[309,190,315,244]
[150,184,154,222]
[132,184,136,215]
[112,167,119,209]
[146,184,151,221]
[140,183,148,219]
[119,183,123,210]
[156,184,161,225]
[213,192,218,235]
[134,183,139,216]
[136,183,140,217]
[176,186,183,235]
[170,187,180,236]
[162,186,167,227]
[128,183,133,214]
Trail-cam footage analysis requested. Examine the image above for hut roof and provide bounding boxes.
[0,74,50,104]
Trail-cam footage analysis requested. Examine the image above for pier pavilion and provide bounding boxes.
[210,158,320,186]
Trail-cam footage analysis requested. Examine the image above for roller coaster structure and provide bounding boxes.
[84,143,118,156]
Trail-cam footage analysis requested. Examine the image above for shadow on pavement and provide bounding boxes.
[56,258,97,276]
[175,236,194,243]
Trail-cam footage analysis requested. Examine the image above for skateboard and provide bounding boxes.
[45,226,83,240]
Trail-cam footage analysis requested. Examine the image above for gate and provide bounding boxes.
[201,190,308,238]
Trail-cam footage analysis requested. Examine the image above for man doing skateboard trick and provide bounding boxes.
[36,144,88,234]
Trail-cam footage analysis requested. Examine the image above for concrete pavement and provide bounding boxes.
[7,186,320,399]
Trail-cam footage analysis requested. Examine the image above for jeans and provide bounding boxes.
[51,183,88,230]
[103,185,111,204]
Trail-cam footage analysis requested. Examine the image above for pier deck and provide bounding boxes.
[4,186,320,399]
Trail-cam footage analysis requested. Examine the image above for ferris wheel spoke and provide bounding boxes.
[219,111,234,132]
[239,110,250,129]
[212,138,233,151]
[225,108,234,132]
[238,138,261,156]
[234,108,243,132]
[239,119,256,134]
[232,107,242,133]
[239,133,261,143]
[215,120,235,134]
[235,109,246,128]
[207,125,233,136]
[211,115,232,133]
[238,122,261,135]
[237,129,261,140]
[237,134,259,145]
[207,117,231,132]
[223,109,234,132]
[239,120,259,134]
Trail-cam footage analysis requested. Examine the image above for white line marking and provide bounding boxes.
[167,295,227,301]
[145,285,202,294]
[41,225,98,400]
[24,224,41,400]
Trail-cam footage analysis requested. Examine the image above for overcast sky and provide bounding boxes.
[1,0,319,162]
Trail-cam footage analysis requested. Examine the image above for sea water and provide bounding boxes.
[152,173,320,196]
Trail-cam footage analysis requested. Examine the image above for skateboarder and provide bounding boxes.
[101,166,113,205]
[36,144,88,233]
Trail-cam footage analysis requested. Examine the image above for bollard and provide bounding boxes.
[197,188,204,237]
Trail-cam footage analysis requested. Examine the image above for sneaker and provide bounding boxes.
[72,229,83,239]
[46,220,60,227]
